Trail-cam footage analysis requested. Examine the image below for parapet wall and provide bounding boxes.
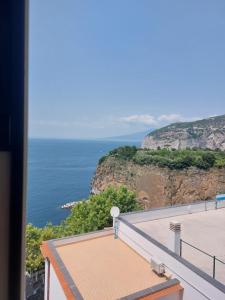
[118,216,225,300]
[121,200,225,224]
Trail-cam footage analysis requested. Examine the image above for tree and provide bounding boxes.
[26,186,140,273]
[26,224,43,273]
[65,186,139,234]
[26,223,64,272]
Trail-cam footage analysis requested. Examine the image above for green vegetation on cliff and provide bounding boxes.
[99,146,137,164]
[99,146,225,170]
[26,186,139,273]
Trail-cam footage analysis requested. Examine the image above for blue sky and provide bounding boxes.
[29,0,225,139]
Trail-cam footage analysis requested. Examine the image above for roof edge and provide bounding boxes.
[119,278,182,300]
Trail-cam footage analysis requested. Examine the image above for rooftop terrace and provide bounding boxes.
[41,230,182,300]
[123,201,225,284]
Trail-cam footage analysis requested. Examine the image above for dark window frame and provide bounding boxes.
[0,1,28,299]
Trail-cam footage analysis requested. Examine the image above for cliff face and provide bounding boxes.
[142,115,225,150]
[92,157,225,209]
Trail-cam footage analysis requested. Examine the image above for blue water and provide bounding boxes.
[27,139,140,227]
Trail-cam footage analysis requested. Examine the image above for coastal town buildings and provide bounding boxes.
[41,200,225,300]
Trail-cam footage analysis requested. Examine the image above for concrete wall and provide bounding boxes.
[118,219,225,300]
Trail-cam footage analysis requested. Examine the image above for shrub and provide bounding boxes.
[109,146,138,160]
[99,155,107,164]
[133,151,154,165]
[202,152,215,167]
[101,147,225,170]
[99,146,138,164]
[215,158,225,168]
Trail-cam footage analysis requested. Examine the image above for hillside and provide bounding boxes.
[92,147,225,208]
[142,115,225,150]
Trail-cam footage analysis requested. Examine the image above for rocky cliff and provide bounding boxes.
[142,115,225,150]
[92,156,225,209]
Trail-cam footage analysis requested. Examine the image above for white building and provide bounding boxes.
[41,200,225,300]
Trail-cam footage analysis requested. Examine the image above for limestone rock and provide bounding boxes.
[142,115,225,150]
[92,157,225,209]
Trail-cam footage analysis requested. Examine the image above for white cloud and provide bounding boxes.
[120,114,157,125]
[157,114,184,122]
[120,113,200,127]
[30,114,205,139]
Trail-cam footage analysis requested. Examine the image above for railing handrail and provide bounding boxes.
[180,239,215,258]
[180,238,225,279]
[215,257,225,265]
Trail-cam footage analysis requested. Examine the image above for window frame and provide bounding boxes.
[0,1,28,299]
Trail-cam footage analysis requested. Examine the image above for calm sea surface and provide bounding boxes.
[27,138,140,227]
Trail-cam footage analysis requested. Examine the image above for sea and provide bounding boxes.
[27,138,140,227]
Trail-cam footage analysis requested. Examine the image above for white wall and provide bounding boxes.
[44,259,49,300]
[118,220,225,300]
[45,262,67,300]
[122,201,219,224]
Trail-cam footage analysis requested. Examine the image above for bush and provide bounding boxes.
[215,158,225,168]
[202,152,215,167]
[109,146,138,160]
[195,157,210,170]
[99,155,107,164]
[99,146,137,164]
[168,155,195,170]
[100,147,225,170]
[133,151,154,165]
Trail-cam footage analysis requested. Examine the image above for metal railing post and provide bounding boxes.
[213,256,216,279]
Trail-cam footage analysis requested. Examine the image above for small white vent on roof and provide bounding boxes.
[151,257,165,275]
[169,221,181,232]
